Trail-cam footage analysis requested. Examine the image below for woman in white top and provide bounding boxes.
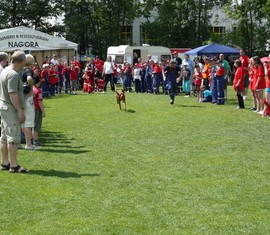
[102,56,115,92]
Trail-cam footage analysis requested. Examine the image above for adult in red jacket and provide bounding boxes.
[233,60,245,109]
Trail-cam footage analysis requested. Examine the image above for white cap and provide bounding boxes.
[42,63,49,68]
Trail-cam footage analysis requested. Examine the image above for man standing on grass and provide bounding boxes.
[219,54,231,99]
[162,60,181,105]
[0,51,28,173]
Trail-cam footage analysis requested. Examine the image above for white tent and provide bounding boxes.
[0,26,78,51]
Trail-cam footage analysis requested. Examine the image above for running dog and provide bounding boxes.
[116,90,126,111]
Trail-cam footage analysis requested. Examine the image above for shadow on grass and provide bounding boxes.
[126,109,136,113]
[177,104,206,108]
[38,131,90,154]
[224,98,238,106]
[29,169,100,178]
[37,148,90,154]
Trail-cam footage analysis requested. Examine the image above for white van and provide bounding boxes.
[107,45,172,65]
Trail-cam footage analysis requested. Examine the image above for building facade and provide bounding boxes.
[127,6,235,46]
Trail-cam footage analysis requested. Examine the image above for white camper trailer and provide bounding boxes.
[107,45,172,65]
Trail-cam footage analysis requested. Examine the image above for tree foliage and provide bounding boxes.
[224,0,270,55]
[139,0,227,48]
[0,0,63,34]
[63,0,140,58]
[0,0,269,56]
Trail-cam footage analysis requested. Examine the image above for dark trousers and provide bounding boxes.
[141,76,146,93]
[167,80,177,101]
[123,75,132,92]
[49,84,56,96]
[64,79,70,94]
[42,81,49,97]
[104,73,115,92]
[237,93,245,108]
[134,79,141,93]
[145,75,153,93]
[153,74,162,94]
[212,77,217,103]
[217,77,225,104]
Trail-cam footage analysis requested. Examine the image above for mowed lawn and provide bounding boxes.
[0,86,270,235]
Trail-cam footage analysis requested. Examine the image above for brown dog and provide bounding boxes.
[116,90,126,111]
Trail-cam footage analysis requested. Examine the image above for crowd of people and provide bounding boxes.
[0,49,269,173]
[0,51,47,173]
[3,50,270,114]
[80,51,270,116]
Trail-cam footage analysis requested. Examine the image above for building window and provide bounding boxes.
[212,26,226,35]
[140,26,156,45]
[120,26,132,44]
[140,26,162,45]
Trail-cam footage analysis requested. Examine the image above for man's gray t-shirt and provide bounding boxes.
[0,66,25,109]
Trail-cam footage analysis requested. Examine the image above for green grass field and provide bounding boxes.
[0,86,270,235]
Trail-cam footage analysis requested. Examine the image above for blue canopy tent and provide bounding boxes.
[186,43,240,56]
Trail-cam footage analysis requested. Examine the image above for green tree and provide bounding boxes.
[0,0,64,34]
[139,0,224,48]
[224,0,269,55]
[63,0,140,58]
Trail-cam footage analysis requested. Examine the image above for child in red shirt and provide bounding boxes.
[252,56,265,114]
[32,76,46,146]
[82,73,89,93]
[69,64,80,95]
[48,64,58,96]
[40,64,50,97]
[249,59,257,110]
[84,62,95,93]
[193,65,203,101]
[262,60,270,117]
[233,60,245,109]
[214,60,225,105]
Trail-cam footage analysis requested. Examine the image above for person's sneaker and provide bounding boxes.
[170,99,174,105]
[33,140,44,146]
[17,144,23,149]
[25,145,37,150]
